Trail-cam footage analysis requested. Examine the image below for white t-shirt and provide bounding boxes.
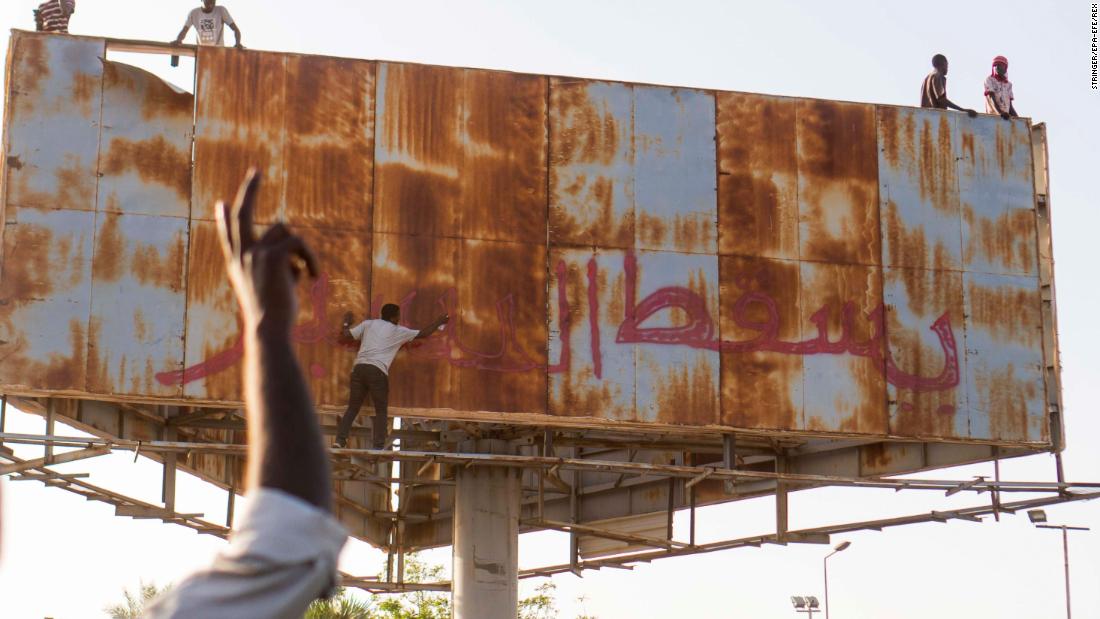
[983,75,1014,115]
[185,6,235,46]
[350,320,419,375]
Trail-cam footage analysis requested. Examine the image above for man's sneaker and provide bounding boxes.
[333,438,347,449]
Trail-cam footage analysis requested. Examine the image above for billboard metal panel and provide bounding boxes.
[633,250,720,425]
[878,107,963,270]
[87,211,187,397]
[718,255,804,430]
[958,116,1038,277]
[716,93,799,261]
[0,205,95,391]
[633,86,717,255]
[549,79,634,249]
[192,47,288,225]
[962,271,1046,442]
[883,266,967,439]
[797,100,880,266]
[374,63,547,245]
[98,61,193,219]
[0,32,1059,450]
[5,35,103,213]
[282,54,375,232]
[799,261,886,434]
[548,249,635,420]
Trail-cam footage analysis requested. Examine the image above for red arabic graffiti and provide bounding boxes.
[157,252,959,393]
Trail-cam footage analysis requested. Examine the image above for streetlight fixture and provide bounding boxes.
[823,541,851,619]
[1028,509,1090,619]
[791,595,821,616]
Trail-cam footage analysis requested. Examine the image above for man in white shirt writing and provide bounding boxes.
[173,0,243,48]
[335,306,449,449]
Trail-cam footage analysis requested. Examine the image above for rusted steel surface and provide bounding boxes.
[0,205,94,391]
[5,34,103,213]
[370,233,547,414]
[717,93,799,260]
[550,79,634,249]
[192,47,288,224]
[633,86,717,254]
[962,272,1046,442]
[797,100,880,266]
[958,116,1038,276]
[88,212,187,396]
[884,267,967,439]
[0,32,1058,449]
[879,107,963,271]
[374,62,546,244]
[98,61,193,219]
[548,249,635,420]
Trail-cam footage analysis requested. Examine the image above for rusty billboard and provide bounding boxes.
[1,31,1056,449]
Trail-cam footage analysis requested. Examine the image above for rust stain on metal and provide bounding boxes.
[636,212,667,248]
[653,355,717,426]
[92,213,123,282]
[976,365,1035,441]
[283,55,375,230]
[966,279,1040,348]
[882,201,953,315]
[918,115,958,213]
[375,63,547,244]
[11,35,50,101]
[131,234,186,289]
[549,79,633,249]
[716,93,799,259]
[0,222,56,300]
[101,136,191,199]
[961,205,1036,275]
[719,255,803,430]
[798,100,880,266]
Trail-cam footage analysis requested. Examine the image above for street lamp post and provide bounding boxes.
[823,541,851,619]
[791,596,820,617]
[1029,509,1090,619]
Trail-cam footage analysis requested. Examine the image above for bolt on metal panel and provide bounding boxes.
[97,61,193,219]
[5,34,104,213]
[549,79,635,249]
[883,266,968,439]
[374,63,547,245]
[548,248,635,420]
[800,261,887,434]
[0,205,95,391]
[716,92,800,261]
[634,86,717,255]
[962,271,1046,442]
[797,100,880,266]
[877,107,963,270]
[958,116,1038,277]
[87,211,187,397]
[633,250,720,425]
[192,47,288,224]
[718,255,804,430]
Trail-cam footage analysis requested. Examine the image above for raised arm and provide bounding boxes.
[172,23,190,45]
[942,97,977,118]
[340,311,357,343]
[216,170,332,511]
[416,313,450,339]
[229,22,243,49]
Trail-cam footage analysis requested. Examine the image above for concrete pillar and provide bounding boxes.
[452,440,520,619]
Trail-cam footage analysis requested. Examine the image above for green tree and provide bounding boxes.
[517,582,558,619]
[103,580,169,619]
[305,588,375,619]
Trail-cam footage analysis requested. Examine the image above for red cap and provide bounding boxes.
[993,55,1009,67]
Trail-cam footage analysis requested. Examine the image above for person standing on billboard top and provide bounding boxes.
[34,0,76,34]
[984,55,1018,120]
[334,307,449,450]
[172,0,243,48]
[920,54,977,117]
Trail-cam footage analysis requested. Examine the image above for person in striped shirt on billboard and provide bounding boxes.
[34,0,75,34]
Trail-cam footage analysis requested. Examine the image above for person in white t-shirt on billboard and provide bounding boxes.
[172,0,243,48]
[335,305,449,449]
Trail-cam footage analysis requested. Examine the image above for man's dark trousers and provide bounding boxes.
[336,363,389,449]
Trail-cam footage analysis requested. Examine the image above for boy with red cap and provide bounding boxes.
[984,56,1018,120]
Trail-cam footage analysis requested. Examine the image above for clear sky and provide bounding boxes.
[1,1,1098,618]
